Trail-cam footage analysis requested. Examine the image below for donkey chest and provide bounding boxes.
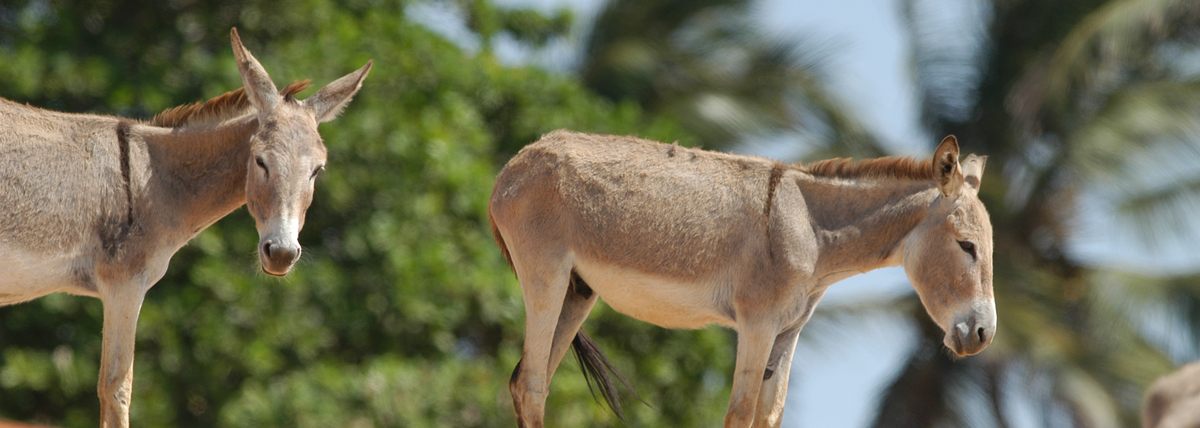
[574,257,735,329]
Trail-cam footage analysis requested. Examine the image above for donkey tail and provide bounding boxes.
[573,332,634,419]
[569,271,639,418]
[488,205,515,271]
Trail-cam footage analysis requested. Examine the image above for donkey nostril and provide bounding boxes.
[262,242,273,258]
[977,327,987,343]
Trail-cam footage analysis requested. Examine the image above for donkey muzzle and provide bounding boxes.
[259,237,301,276]
[946,312,995,357]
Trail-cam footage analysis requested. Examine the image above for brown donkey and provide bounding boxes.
[0,29,370,427]
[489,131,996,427]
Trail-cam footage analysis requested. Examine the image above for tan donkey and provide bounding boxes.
[0,29,370,427]
[1143,362,1200,428]
[489,131,996,427]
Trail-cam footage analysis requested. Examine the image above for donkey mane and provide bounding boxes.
[150,80,311,128]
[802,156,935,181]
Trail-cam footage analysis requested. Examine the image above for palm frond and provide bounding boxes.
[869,344,963,428]
[1040,0,1200,116]
[898,0,990,129]
[1069,79,1200,180]
[578,0,879,149]
[1061,79,1200,244]
[1091,270,1200,362]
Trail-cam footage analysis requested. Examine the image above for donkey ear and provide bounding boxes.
[961,154,987,191]
[932,135,964,198]
[305,60,373,123]
[230,27,281,114]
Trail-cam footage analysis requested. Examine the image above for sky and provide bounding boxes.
[414,0,1200,426]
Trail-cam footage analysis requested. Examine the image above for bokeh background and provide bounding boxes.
[2,0,1200,426]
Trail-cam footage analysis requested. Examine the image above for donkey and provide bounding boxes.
[489,130,996,427]
[1143,362,1200,428]
[0,28,370,427]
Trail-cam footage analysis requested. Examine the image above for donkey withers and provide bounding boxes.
[489,131,996,427]
[0,29,370,427]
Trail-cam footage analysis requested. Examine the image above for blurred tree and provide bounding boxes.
[859,0,1200,426]
[0,0,740,426]
[574,0,878,152]
[12,0,1195,426]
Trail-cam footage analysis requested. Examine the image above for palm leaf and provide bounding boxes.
[1040,0,1200,116]
[578,0,880,150]
[1066,79,1200,244]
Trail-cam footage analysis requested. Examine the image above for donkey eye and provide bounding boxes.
[958,240,977,260]
[255,156,268,174]
[311,165,325,179]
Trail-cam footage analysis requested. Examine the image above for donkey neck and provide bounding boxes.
[797,175,939,283]
[144,116,257,238]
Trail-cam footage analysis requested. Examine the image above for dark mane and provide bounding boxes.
[150,80,311,128]
[802,156,934,181]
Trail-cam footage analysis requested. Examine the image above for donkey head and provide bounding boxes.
[902,135,996,357]
[230,28,372,276]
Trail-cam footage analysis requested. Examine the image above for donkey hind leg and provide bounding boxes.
[753,326,802,428]
[509,255,573,428]
[98,286,148,428]
[510,271,599,426]
[549,273,632,419]
[547,272,598,380]
[724,322,778,428]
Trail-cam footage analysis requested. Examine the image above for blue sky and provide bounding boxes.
[415,0,1200,426]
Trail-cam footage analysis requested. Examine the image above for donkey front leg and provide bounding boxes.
[753,327,802,428]
[725,322,778,428]
[98,287,147,428]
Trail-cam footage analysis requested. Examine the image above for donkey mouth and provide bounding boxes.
[949,342,975,357]
[953,346,985,357]
[946,330,988,357]
[259,258,295,276]
[261,266,289,277]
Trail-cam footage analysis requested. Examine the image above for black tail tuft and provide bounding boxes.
[572,331,637,419]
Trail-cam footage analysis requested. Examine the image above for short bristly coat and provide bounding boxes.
[490,130,995,427]
[0,29,370,427]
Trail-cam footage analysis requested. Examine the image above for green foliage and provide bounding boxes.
[0,1,733,426]
[457,0,574,48]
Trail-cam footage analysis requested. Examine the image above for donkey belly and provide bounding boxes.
[574,257,734,330]
[0,245,94,306]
